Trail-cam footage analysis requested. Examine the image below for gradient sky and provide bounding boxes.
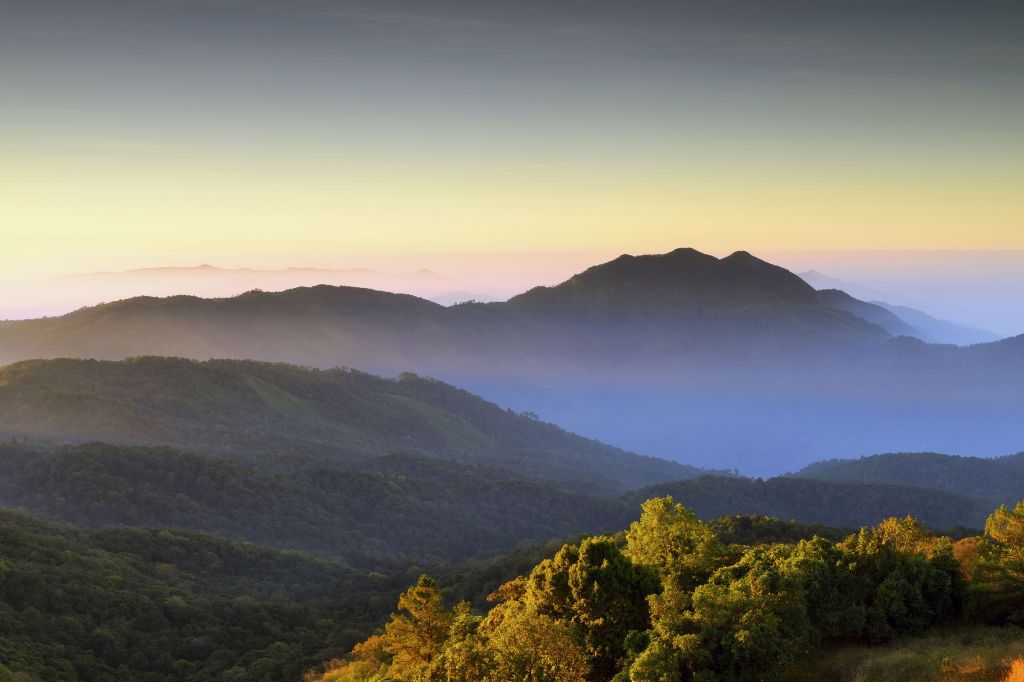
[3,0,1023,279]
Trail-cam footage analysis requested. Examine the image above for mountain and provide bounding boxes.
[872,301,999,345]
[506,248,887,344]
[512,249,822,312]
[0,357,702,493]
[817,289,918,337]
[799,269,893,302]
[793,451,1024,503]
[1,248,1022,473]
[0,264,458,320]
[0,249,890,374]
[801,269,999,345]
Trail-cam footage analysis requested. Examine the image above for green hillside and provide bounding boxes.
[0,442,627,560]
[0,509,398,681]
[793,452,1024,503]
[0,357,701,493]
[0,441,1001,565]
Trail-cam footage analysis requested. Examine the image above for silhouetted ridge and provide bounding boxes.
[508,248,833,312]
[818,288,918,337]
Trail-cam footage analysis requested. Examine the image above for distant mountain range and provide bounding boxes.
[0,264,493,319]
[1,248,1021,473]
[0,248,891,374]
[801,269,999,345]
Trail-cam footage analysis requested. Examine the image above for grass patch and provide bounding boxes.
[784,626,1024,682]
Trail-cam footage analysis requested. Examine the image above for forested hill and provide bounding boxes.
[631,475,993,530]
[0,442,627,560]
[0,442,1000,563]
[2,248,1023,473]
[0,357,702,493]
[793,451,1024,503]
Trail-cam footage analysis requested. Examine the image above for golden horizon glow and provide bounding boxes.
[4,143,1023,280]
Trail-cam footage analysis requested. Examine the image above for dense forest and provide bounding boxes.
[3,356,1024,680]
[7,494,1015,680]
[0,441,1009,561]
[2,440,1023,680]
[794,452,1024,505]
[0,442,624,560]
[305,496,1024,682]
[0,509,399,681]
[0,500,850,681]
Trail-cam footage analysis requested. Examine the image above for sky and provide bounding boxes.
[3,0,1023,277]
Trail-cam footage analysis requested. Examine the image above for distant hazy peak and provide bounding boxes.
[507,246,825,309]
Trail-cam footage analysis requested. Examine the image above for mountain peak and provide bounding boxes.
[507,247,822,313]
[665,246,710,259]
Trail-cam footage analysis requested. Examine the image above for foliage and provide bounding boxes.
[0,442,626,561]
[708,515,848,546]
[311,497,980,682]
[970,501,1024,625]
[0,509,406,681]
[521,537,661,677]
[625,497,725,591]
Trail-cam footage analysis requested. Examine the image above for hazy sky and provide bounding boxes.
[3,0,1023,278]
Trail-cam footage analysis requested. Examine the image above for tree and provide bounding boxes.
[986,500,1024,550]
[970,500,1024,624]
[627,638,680,682]
[624,497,723,591]
[870,516,942,558]
[481,601,589,682]
[523,537,660,680]
[428,611,492,682]
[308,575,464,682]
[383,575,460,679]
[838,522,965,641]
[668,546,812,682]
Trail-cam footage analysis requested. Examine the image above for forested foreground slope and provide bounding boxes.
[306,497,1024,682]
[0,509,400,681]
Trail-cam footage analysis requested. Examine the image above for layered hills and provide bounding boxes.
[0,357,1017,560]
[794,451,1024,503]
[0,249,889,374]
[0,438,1004,562]
[1,354,1018,548]
[1,248,1021,472]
